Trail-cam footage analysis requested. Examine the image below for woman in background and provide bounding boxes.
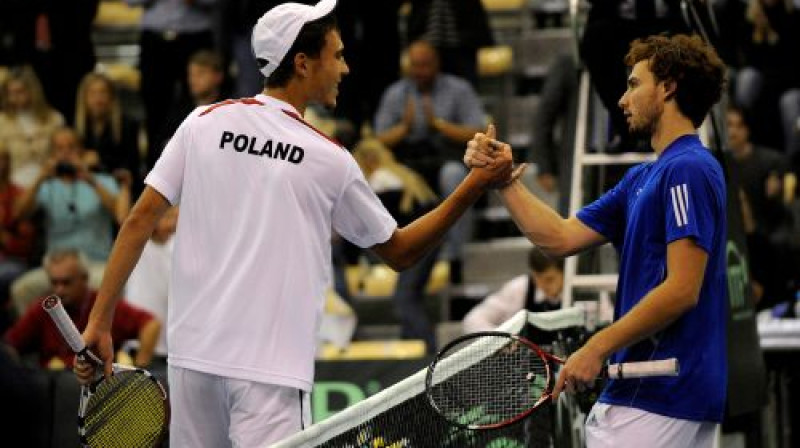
[74,72,142,197]
[0,66,63,187]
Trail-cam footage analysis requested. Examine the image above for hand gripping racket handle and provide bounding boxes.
[42,295,104,366]
[606,357,679,379]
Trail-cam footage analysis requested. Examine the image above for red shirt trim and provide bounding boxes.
[199,98,266,117]
[280,109,344,149]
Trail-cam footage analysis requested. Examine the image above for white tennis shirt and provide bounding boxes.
[145,94,397,391]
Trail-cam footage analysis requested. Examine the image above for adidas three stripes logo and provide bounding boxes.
[670,184,690,227]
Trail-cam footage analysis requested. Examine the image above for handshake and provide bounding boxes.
[465,124,527,189]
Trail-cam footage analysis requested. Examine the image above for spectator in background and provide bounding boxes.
[727,106,794,309]
[530,53,580,215]
[158,50,227,151]
[0,0,38,67]
[406,0,493,87]
[0,147,36,331]
[30,0,99,124]
[4,248,159,369]
[220,0,282,97]
[125,206,178,363]
[126,0,217,170]
[735,0,800,151]
[74,72,143,197]
[463,248,563,333]
[11,126,130,315]
[0,66,64,187]
[374,40,487,283]
[727,106,788,236]
[353,137,440,353]
[334,0,403,131]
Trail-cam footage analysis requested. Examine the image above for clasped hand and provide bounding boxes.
[464,124,527,188]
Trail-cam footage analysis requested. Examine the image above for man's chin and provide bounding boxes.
[628,126,652,141]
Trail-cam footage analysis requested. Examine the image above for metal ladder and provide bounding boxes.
[561,70,655,313]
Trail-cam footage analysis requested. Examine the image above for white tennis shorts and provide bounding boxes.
[168,365,311,447]
[585,403,718,448]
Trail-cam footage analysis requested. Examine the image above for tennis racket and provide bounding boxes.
[42,295,169,448]
[425,331,679,430]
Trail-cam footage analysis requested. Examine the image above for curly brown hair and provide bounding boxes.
[624,34,727,128]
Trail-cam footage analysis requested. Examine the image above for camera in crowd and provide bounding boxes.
[55,161,77,177]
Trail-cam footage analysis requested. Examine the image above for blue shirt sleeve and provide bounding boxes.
[374,82,407,134]
[576,165,641,245]
[451,79,487,128]
[661,159,722,253]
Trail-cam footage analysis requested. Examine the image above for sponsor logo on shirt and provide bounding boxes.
[669,183,689,227]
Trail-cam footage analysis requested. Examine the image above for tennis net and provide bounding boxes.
[271,308,586,448]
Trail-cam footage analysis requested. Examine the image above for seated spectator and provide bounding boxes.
[463,248,564,333]
[728,106,788,234]
[0,147,36,332]
[728,106,795,309]
[405,0,493,87]
[530,53,580,215]
[11,127,131,315]
[4,248,160,369]
[735,0,800,151]
[125,206,178,361]
[0,66,64,187]
[74,72,143,197]
[156,49,227,160]
[374,40,486,282]
[353,138,440,353]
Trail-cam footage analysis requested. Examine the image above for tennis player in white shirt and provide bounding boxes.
[73,1,513,446]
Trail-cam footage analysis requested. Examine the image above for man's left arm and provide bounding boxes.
[431,117,484,144]
[431,82,485,144]
[553,238,708,397]
[82,170,121,218]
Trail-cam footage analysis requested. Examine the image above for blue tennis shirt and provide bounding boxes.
[577,134,728,422]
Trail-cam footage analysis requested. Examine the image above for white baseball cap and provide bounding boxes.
[251,0,337,78]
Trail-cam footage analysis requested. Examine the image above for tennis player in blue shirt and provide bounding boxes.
[465,34,728,447]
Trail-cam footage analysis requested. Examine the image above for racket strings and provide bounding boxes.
[83,371,167,448]
[429,335,549,426]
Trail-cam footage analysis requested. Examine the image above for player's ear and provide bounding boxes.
[663,80,677,101]
[294,53,310,78]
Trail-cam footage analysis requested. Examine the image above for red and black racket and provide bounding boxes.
[425,331,679,430]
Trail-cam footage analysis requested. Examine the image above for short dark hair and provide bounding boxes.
[624,34,727,128]
[190,50,224,73]
[528,248,563,273]
[265,13,339,89]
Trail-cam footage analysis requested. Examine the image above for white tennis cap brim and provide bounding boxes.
[251,0,337,78]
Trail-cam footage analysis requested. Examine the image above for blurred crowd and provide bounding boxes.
[0,0,797,368]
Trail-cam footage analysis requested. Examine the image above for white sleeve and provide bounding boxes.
[463,275,529,333]
[144,112,193,205]
[332,159,397,248]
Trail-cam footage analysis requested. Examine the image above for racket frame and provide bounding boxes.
[425,331,561,430]
[42,295,169,447]
[425,330,680,431]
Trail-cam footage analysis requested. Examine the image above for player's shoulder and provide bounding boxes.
[663,138,720,171]
[383,78,413,99]
[193,98,266,119]
[439,73,476,92]
[279,109,347,154]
